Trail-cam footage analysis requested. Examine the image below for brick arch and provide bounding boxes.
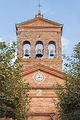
[35,41,44,58]
[23,40,31,45]
[23,40,31,58]
[48,41,56,58]
[35,41,43,45]
[48,41,56,45]
[35,41,44,50]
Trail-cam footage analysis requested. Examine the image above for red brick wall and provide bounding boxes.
[16,17,63,72]
[16,16,63,120]
[22,69,64,120]
[20,59,62,72]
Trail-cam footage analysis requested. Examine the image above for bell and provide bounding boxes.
[24,49,29,56]
[50,50,54,56]
[36,48,43,57]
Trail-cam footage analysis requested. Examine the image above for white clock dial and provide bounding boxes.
[35,73,43,82]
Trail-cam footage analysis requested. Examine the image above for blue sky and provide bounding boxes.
[0,0,80,59]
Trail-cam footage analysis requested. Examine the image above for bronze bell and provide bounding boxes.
[24,49,29,56]
[50,50,54,56]
[36,48,43,57]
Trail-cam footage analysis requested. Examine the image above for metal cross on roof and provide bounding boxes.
[38,0,42,14]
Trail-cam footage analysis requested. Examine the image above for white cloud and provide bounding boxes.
[62,37,69,49]
[11,53,17,65]
[0,37,4,42]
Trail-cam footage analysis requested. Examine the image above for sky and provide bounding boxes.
[0,0,80,63]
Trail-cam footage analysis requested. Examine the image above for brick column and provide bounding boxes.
[31,42,36,58]
[56,42,58,59]
[56,32,62,59]
[17,37,23,58]
[44,42,48,58]
[58,32,62,59]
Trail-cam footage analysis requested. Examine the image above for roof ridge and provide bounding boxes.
[16,17,63,27]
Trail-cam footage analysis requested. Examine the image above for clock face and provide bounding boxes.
[35,73,44,82]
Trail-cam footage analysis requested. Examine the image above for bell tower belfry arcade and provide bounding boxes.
[16,14,63,71]
[16,13,64,120]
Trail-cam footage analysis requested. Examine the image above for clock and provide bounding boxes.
[35,73,44,82]
[36,73,43,81]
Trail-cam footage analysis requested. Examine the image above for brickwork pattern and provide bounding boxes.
[16,16,63,120]
[16,17,63,72]
[22,68,64,120]
[21,59,62,71]
[17,31,62,59]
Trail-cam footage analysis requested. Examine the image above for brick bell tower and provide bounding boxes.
[16,13,64,120]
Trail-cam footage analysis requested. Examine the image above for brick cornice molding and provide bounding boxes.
[16,17,63,27]
[21,63,64,79]
[28,112,55,116]
[16,17,63,36]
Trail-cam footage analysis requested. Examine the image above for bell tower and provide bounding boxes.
[16,14,63,71]
[16,14,64,120]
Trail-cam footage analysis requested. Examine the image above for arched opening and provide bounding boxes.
[48,41,56,59]
[23,41,31,59]
[35,41,43,59]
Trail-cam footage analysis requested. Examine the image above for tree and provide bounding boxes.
[55,42,80,120]
[0,42,31,120]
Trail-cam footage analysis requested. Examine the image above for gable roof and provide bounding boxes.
[16,16,63,28]
[21,63,64,79]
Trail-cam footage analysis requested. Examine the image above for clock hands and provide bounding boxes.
[35,73,43,82]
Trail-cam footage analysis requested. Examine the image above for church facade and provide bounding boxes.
[16,13,64,120]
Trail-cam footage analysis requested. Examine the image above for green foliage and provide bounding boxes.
[55,42,80,120]
[0,42,31,120]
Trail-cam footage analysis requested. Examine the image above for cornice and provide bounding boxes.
[28,112,55,116]
[16,17,63,35]
[17,26,62,29]
[21,63,65,79]
[16,17,63,27]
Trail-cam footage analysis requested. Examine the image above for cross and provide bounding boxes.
[38,0,42,14]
